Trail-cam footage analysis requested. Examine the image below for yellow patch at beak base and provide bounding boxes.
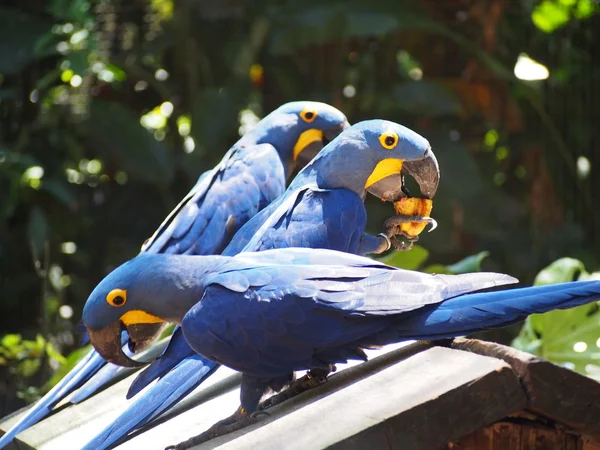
[293,129,324,161]
[365,158,404,189]
[121,310,164,326]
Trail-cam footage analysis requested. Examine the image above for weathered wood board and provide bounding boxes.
[450,338,600,442]
[2,338,599,450]
[202,346,525,450]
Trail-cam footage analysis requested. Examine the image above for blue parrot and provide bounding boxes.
[0,101,349,449]
[82,119,441,449]
[81,247,600,449]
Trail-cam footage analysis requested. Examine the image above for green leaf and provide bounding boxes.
[28,206,48,264]
[88,100,174,186]
[513,257,600,380]
[17,359,41,377]
[533,257,586,285]
[1,334,22,349]
[446,251,490,274]
[574,0,598,19]
[421,264,453,275]
[46,341,67,366]
[0,8,53,74]
[532,1,571,33]
[378,245,429,270]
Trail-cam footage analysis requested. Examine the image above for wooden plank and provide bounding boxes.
[0,342,425,449]
[450,338,600,442]
[203,346,526,450]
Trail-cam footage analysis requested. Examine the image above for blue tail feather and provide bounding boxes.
[127,327,196,399]
[70,364,129,404]
[82,355,219,450]
[391,280,600,341]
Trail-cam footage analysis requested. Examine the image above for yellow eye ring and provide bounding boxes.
[299,109,318,123]
[106,288,127,307]
[379,132,399,150]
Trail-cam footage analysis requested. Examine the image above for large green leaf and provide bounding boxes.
[378,245,429,270]
[512,258,600,380]
[446,251,490,274]
[88,100,174,186]
[0,8,53,74]
[377,245,490,275]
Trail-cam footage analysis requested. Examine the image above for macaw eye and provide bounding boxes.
[299,109,318,123]
[106,288,127,307]
[379,132,399,150]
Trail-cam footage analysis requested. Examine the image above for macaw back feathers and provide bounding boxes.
[143,144,286,256]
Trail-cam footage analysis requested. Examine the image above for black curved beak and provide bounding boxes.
[367,148,440,202]
[87,321,163,368]
[295,120,351,166]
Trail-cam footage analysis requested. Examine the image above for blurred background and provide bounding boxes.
[0,0,598,416]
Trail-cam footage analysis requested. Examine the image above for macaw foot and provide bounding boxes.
[382,214,437,251]
[383,214,437,235]
[259,365,335,410]
[165,407,268,450]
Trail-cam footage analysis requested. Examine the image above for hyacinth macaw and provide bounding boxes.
[81,247,600,449]
[0,101,349,449]
[82,119,441,449]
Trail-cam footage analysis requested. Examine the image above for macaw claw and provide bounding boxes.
[259,366,334,410]
[391,234,419,252]
[383,213,437,244]
[165,406,264,450]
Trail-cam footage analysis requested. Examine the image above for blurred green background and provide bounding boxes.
[0,0,598,415]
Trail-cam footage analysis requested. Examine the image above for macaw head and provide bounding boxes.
[298,119,439,202]
[242,101,350,176]
[82,254,207,367]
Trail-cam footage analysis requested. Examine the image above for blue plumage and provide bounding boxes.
[81,119,441,450]
[142,144,285,256]
[0,101,348,450]
[80,248,600,418]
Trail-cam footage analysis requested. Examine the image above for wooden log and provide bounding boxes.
[450,338,600,442]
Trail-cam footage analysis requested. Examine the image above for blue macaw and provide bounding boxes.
[82,247,600,449]
[0,101,348,449]
[82,120,441,449]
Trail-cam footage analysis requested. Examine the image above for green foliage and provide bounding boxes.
[379,246,489,275]
[0,334,66,402]
[512,258,600,380]
[532,0,598,33]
